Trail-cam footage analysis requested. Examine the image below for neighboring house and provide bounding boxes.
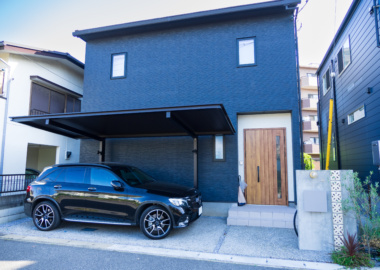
[300,65,320,169]
[0,42,84,178]
[14,0,302,206]
[317,0,380,180]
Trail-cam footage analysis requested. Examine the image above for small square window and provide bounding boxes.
[111,53,127,79]
[214,135,225,161]
[237,37,256,66]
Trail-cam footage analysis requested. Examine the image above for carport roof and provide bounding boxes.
[11,104,235,140]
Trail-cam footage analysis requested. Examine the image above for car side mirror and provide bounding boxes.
[111,180,123,190]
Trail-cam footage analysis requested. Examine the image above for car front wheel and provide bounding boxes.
[140,206,172,239]
[33,201,61,231]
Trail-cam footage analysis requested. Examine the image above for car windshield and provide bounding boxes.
[112,166,156,187]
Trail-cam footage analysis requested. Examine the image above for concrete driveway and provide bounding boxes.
[0,216,339,269]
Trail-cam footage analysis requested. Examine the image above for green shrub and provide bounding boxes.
[331,232,373,268]
[303,153,315,170]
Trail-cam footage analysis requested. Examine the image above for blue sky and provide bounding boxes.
[1,0,353,65]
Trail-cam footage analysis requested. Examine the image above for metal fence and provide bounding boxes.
[0,174,37,194]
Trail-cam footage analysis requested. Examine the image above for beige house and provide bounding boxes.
[300,65,320,169]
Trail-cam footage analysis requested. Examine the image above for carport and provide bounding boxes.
[11,104,235,188]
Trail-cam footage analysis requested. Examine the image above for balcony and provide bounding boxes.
[300,76,318,89]
[302,98,318,111]
[303,120,318,132]
[304,143,320,155]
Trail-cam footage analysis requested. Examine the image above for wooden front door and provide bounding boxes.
[244,128,288,205]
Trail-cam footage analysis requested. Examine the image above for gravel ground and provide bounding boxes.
[0,216,331,262]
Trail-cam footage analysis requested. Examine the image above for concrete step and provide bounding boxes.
[0,206,27,224]
[227,204,296,228]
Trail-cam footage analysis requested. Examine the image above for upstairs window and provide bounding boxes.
[337,37,351,74]
[237,37,256,66]
[111,52,127,79]
[322,68,331,96]
[308,94,318,99]
[30,82,81,115]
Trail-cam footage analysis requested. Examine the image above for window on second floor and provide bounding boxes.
[337,37,351,74]
[237,37,256,67]
[322,68,331,96]
[30,82,81,116]
[111,52,127,79]
[0,70,4,95]
[308,94,318,99]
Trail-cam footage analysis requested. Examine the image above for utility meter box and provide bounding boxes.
[372,140,380,166]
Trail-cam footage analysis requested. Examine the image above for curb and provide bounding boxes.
[0,234,343,270]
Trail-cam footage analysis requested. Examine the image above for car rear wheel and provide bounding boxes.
[140,206,172,240]
[33,201,61,231]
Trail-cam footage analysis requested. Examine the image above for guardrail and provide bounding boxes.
[0,174,37,194]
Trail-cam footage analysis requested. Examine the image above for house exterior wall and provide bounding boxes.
[80,11,301,202]
[318,0,380,180]
[0,52,83,174]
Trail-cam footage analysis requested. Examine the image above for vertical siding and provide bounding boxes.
[319,0,380,181]
[81,12,301,202]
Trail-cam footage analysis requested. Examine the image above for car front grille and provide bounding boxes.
[187,193,202,208]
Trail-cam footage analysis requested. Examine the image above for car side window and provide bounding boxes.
[41,168,63,182]
[64,167,86,184]
[91,168,118,186]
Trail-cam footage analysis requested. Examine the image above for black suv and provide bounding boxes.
[24,163,202,239]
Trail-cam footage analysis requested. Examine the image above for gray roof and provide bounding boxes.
[73,0,300,41]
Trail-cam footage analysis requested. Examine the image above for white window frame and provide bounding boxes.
[214,135,225,161]
[322,68,331,96]
[237,37,256,67]
[111,52,127,79]
[347,105,365,125]
[338,36,351,75]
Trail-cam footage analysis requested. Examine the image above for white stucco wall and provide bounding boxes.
[237,113,295,202]
[0,53,83,174]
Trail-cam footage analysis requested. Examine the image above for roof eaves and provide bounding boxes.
[316,0,360,74]
[73,0,300,41]
[0,41,84,69]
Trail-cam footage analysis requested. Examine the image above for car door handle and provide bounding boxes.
[88,187,96,191]
[54,185,62,189]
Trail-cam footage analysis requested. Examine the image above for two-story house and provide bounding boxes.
[317,0,380,180]
[0,42,84,180]
[13,0,302,208]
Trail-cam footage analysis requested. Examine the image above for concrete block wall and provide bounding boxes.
[0,194,26,224]
[296,170,357,251]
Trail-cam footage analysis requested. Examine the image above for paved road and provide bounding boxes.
[0,239,282,270]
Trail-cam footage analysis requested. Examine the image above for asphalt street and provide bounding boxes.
[0,239,283,270]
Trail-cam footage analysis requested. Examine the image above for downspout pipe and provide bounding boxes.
[0,58,11,175]
[287,4,302,205]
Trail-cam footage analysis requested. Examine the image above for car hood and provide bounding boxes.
[137,181,198,198]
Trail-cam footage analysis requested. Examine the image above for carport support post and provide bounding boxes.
[99,139,106,162]
[193,137,198,189]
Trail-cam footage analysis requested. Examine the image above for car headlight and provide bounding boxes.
[169,198,188,207]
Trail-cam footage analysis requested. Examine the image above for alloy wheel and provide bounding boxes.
[34,204,55,230]
[142,208,171,239]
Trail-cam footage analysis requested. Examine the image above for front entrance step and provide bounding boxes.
[227,204,296,228]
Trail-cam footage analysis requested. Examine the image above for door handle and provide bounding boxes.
[54,185,62,189]
[257,166,260,183]
[88,187,96,191]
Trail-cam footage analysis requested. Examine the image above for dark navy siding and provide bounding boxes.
[81,12,301,202]
[319,0,380,181]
